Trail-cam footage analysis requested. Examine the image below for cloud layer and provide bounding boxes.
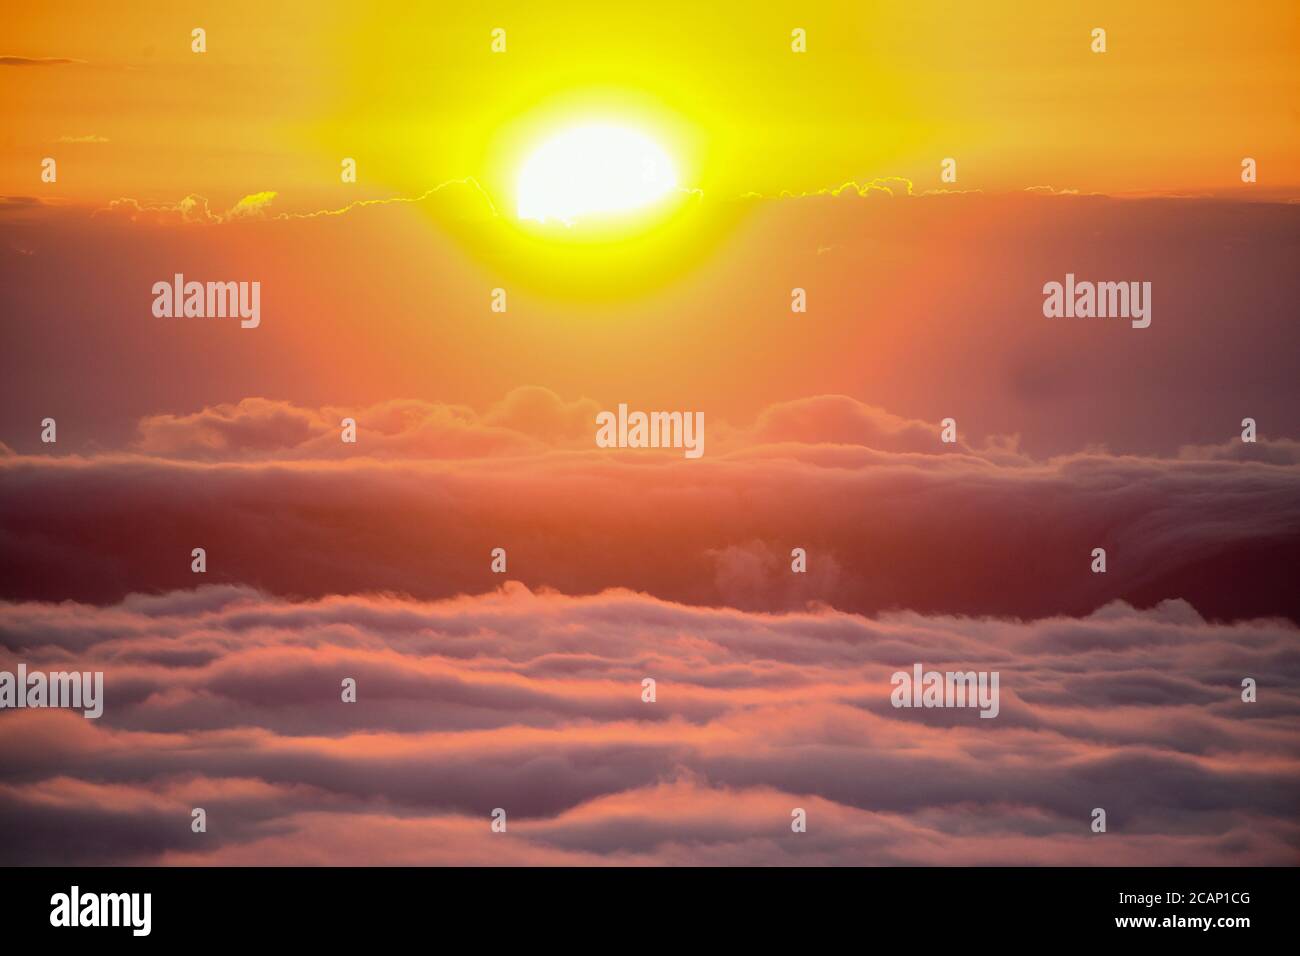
[1,584,1295,865]
[3,391,1298,623]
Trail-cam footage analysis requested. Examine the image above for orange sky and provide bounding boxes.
[4,0,1298,210]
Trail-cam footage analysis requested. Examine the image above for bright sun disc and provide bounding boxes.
[516,124,678,226]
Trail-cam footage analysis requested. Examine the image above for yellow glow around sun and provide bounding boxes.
[517,124,678,225]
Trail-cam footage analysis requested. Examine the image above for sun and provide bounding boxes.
[516,124,678,226]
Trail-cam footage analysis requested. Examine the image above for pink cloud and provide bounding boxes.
[0,585,1296,865]
[3,400,1297,623]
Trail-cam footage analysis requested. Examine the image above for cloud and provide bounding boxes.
[746,394,955,453]
[96,192,280,225]
[91,179,498,228]
[274,178,499,223]
[225,191,278,219]
[1179,436,1300,466]
[127,389,600,460]
[123,392,1008,462]
[770,177,917,202]
[0,585,1294,865]
[0,56,83,67]
[1024,185,1083,196]
[2,391,1298,623]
